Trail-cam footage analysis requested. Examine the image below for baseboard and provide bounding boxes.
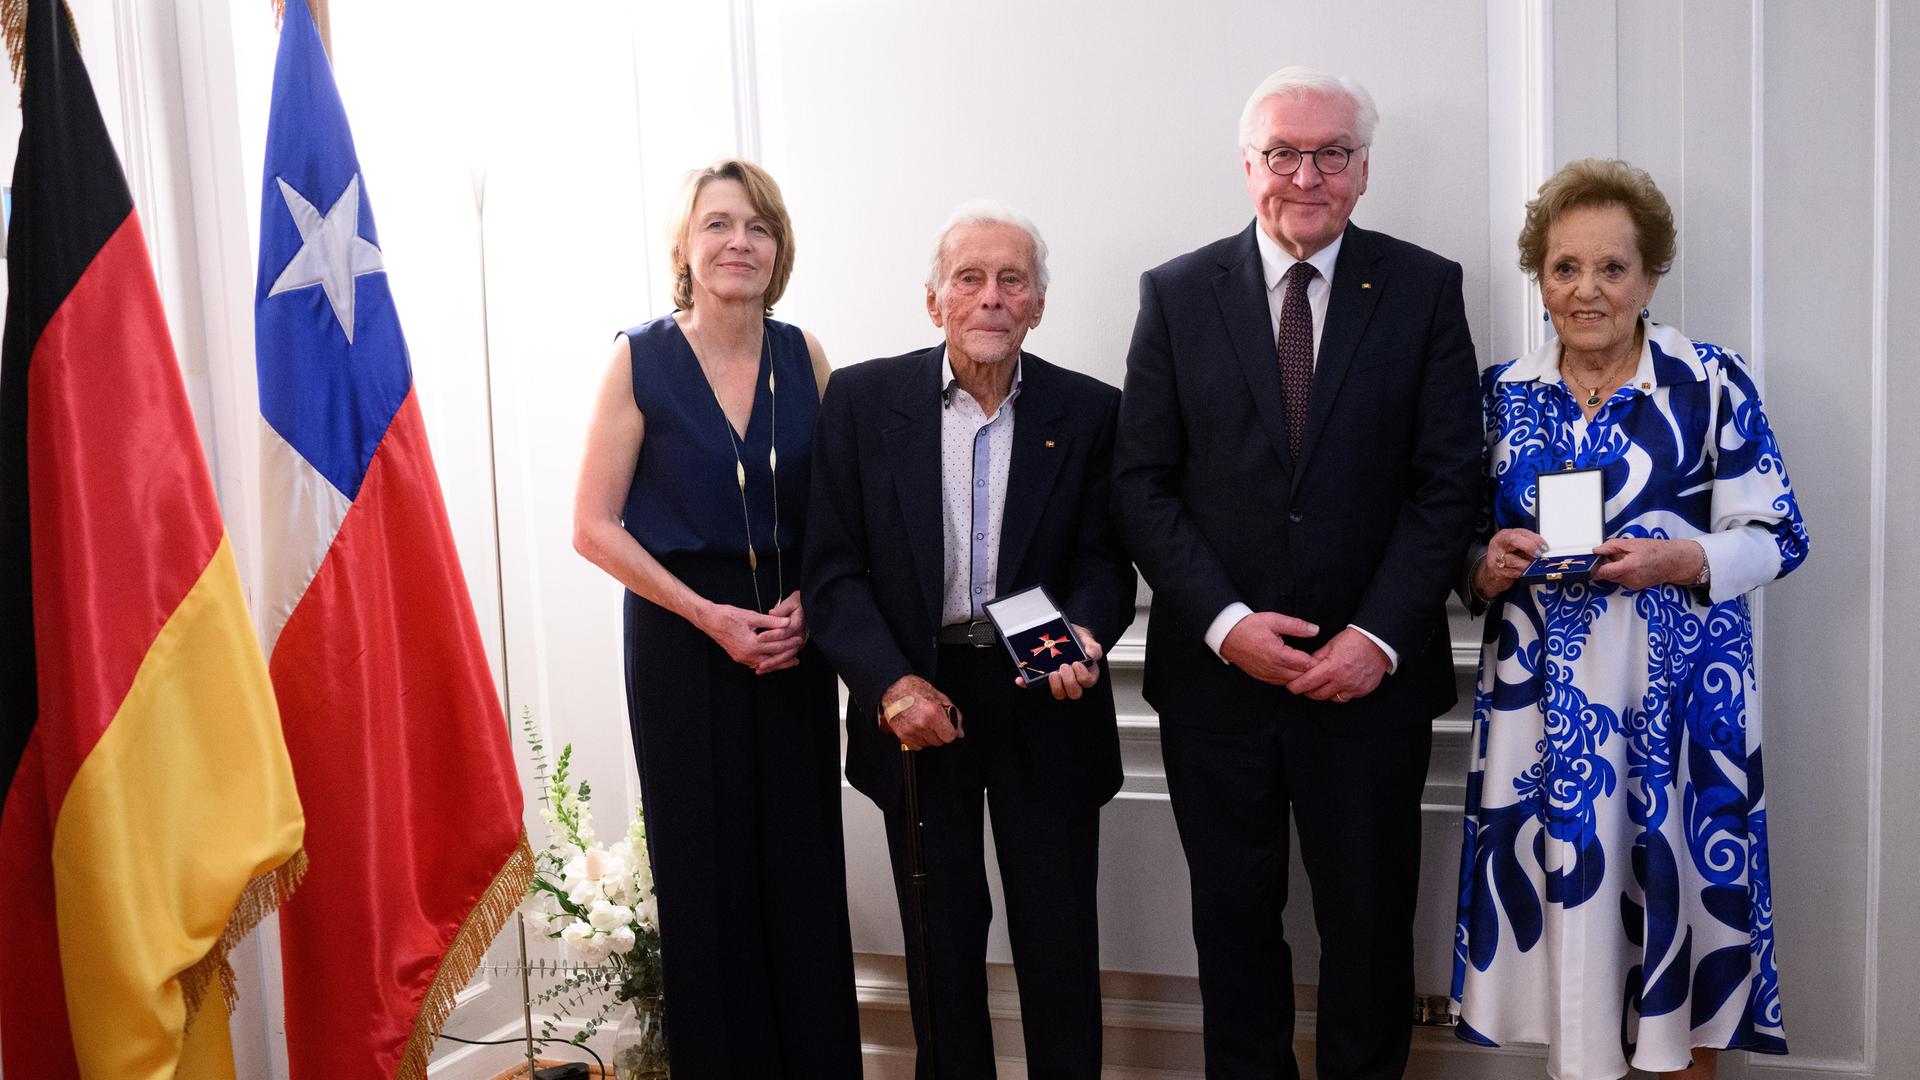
[428,1014,617,1078]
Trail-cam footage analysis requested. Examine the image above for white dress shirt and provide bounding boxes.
[1203,228,1400,673]
[939,349,1021,625]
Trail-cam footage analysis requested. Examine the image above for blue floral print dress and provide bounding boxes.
[1451,321,1810,1080]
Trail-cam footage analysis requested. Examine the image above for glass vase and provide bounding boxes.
[611,996,668,1079]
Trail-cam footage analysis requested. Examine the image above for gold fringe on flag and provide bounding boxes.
[396,832,537,1080]
[5,0,79,90]
[271,0,331,59]
[180,847,311,1027]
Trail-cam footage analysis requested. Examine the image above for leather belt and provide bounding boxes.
[936,620,999,648]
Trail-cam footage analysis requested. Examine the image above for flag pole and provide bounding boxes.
[515,913,536,1075]
[470,148,535,1079]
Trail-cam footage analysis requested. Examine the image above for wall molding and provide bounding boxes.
[110,0,160,285]
[1484,0,1554,366]
[729,0,762,161]
[1860,0,1892,1071]
[1747,1056,1876,1076]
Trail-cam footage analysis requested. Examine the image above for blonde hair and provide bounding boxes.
[1517,158,1676,280]
[667,159,796,314]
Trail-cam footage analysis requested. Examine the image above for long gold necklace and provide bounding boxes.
[685,317,782,613]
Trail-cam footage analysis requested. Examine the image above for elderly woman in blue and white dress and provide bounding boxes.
[1451,159,1810,1080]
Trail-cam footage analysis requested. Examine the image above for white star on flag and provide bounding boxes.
[268,174,385,343]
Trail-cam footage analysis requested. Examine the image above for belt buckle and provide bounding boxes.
[966,620,996,648]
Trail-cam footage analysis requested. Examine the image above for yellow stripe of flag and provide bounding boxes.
[51,537,305,1079]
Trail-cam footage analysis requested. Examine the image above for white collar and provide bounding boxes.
[1497,319,1709,388]
[1256,225,1343,293]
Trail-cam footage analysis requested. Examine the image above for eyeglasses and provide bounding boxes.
[1255,144,1364,177]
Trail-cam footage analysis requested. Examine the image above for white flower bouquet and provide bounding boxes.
[521,715,665,1050]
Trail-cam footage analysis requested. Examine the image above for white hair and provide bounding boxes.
[1236,65,1379,151]
[925,199,1051,298]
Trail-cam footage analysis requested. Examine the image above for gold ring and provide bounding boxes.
[1497,554,1508,571]
[1335,692,1350,702]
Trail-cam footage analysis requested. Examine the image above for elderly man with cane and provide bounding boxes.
[804,200,1135,1078]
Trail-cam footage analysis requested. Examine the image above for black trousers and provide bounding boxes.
[1161,714,1433,1080]
[882,644,1104,1080]
[623,559,861,1079]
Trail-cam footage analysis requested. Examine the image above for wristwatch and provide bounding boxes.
[1692,544,1712,587]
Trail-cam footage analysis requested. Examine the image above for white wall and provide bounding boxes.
[4,1,1916,1077]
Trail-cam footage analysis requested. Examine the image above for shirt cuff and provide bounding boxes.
[1204,602,1253,662]
[1694,525,1785,605]
[1348,624,1400,674]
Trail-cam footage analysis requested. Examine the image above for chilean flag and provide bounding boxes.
[254,3,531,1077]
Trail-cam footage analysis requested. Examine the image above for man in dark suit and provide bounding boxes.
[1113,67,1481,1079]
[805,202,1136,1079]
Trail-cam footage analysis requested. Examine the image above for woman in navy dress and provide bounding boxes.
[573,159,859,1076]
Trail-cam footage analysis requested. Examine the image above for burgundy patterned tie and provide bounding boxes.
[1277,261,1318,459]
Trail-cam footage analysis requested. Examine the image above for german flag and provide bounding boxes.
[0,2,307,1076]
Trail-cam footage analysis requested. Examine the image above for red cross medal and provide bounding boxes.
[1032,633,1069,658]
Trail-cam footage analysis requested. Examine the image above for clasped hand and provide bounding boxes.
[1220,613,1388,702]
[701,590,808,675]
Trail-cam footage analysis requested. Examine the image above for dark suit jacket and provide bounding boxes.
[804,347,1137,810]
[1114,222,1480,733]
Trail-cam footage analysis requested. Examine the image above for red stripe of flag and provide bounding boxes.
[273,393,530,1077]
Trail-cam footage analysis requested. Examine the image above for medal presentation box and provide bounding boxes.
[1519,466,1606,584]
[983,585,1087,687]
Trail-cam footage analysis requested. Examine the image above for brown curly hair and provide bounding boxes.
[1517,158,1676,280]
[667,159,795,314]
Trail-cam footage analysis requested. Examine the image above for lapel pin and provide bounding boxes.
[1361,282,1372,289]
[1045,439,1056,448]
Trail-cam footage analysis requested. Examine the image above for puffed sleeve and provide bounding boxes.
[1694,348,1811,604]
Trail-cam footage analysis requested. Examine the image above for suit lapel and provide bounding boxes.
[996,354,1067,589]
[1213,224,1296,469]
[880,348,948,631]
[1293,225,1383,491]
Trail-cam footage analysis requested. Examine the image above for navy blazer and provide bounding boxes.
[1114,222,1481,733]
[804,347,1136,810]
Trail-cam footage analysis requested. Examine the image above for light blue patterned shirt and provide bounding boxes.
[939,348,1021,624]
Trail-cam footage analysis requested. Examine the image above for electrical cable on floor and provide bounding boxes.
[433,1031,606,1074]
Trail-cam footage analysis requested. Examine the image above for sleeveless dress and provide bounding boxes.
[1452,322,1809,1079]
[619,314,859,1077]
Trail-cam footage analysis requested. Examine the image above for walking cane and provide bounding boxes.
[900,742,939,1067]
[886,693,946,1069]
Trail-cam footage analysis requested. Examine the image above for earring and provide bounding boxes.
[1640,307,1650,320]
[1542,309,1550,322]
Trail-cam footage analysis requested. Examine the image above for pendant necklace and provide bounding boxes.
[686,317,781,613]
[1571,334,1643,410]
